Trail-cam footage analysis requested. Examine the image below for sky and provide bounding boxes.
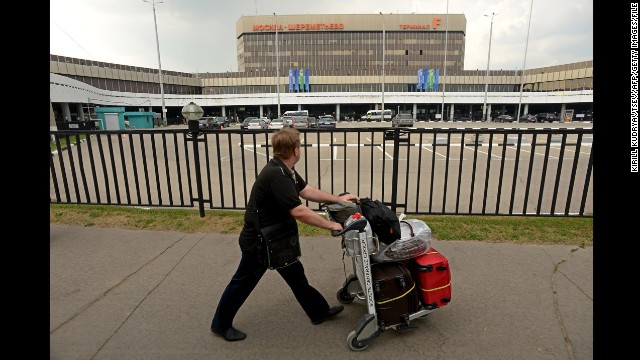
[50,0,593,74]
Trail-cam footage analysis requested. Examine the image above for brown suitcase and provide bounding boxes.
[371,261,421,328]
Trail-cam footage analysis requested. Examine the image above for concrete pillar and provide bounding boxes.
[297,104,302,111]
[49,101,56,127]
[449,103,454,121]
[335,104,341,121]
[259,105,264,118]
[487,104,493,121]
[560,103,566,115]
[76,103,85,121]
[413,104,417,119]
[222,106,226,117]
[62,103,71,122]
[524,104,529,115]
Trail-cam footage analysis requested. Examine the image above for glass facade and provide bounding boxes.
[240,31,465,76]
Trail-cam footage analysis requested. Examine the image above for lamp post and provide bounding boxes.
[440,0,449,122]
[482,12,498,122]
[143,0,167,127]
[274,12,281,118]
[182,102,205,217]
[516,0,533,123]
[380,12,386,118]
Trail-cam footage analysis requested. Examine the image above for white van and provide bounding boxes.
[282,110,309,117]
[365,109,394,122]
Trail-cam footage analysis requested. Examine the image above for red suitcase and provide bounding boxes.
[410,247,452,310]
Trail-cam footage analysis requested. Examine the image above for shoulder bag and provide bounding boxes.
[253,211,301,270]
[251,160,302,269]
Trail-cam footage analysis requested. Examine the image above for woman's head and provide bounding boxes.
[271,128,301,159]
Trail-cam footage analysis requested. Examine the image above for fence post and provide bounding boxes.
[187,120,206,217]
[390,128,400,213]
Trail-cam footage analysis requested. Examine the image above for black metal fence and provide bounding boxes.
[50,126,593,217]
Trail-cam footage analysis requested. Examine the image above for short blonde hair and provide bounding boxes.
[271,128,301,159]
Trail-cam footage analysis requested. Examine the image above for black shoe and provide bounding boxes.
[211,326,247,341]
[312,305,344,325]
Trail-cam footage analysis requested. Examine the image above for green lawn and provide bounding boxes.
[50,203,593,247]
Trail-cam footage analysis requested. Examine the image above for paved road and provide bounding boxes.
[50,224,593,360]
[168,120,594,130]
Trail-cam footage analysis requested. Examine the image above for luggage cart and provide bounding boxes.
[330,213,438,351]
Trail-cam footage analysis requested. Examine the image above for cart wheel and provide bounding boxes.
[347,331,368,351]
[337,288,355,304]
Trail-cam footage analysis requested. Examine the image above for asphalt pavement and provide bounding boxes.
[50,224,593,360]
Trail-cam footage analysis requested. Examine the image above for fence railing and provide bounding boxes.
[50,126,593,217]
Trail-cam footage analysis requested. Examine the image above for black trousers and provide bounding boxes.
[211,245,330,330]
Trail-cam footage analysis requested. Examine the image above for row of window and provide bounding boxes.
[53,54,591,82]
[243,37,464,46]
[243,31,464,45]
[244,49,463,57]
[50,54,194,78]
[66,74,591,96]
[240,32,466,73]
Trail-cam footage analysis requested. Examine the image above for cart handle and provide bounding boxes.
[331,217,368,237]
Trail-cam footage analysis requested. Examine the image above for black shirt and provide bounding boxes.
[239,157,307,252]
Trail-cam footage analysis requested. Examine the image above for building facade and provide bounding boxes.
[49,13,593,124]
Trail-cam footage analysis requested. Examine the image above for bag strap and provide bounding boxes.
[400,220,415,237]
[250,208,266,246]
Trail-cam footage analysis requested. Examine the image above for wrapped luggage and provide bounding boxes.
[371,219,431,263]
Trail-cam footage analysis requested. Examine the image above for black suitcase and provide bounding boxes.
[371,261,421,328]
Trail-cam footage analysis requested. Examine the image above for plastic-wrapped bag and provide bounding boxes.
[371,219,431,262]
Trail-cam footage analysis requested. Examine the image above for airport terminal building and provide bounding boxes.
[49,13,593,124]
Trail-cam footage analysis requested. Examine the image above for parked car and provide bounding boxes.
[494,114,515,123]
[519,114,537,123]
[317,115,337,129]
[292,116,309,129]
[391,113,414,127]
[267,118,286,130]
[307,116,318,128]
[240,117,257,130]
[198,117,215,129]
[535,113,558,123]
[281,116,294,128]
[574,111,593,122]
[246,118,267,130]
[210,116,229,129]
[453,114,471,122]
[384,128,409,141]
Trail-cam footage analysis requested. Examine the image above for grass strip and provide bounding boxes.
[50,203,592,247]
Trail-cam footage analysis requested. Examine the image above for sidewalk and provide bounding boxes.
[50,224,593,360]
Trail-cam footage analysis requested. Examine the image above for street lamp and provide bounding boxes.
[182,101,204,119]
[380,12,386,118]
[440,0,449,122]
[516,0,534,123]
[482,12,498,122]
[182,101,206,217]
[143,0,167,127]
[274,13,281,118]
